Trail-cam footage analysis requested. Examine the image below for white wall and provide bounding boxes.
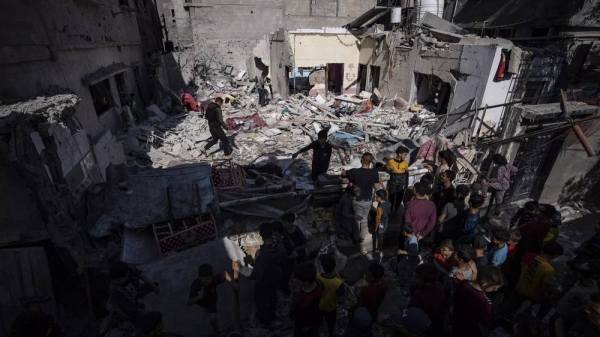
[289,32,360,93]
[478,46,514,132]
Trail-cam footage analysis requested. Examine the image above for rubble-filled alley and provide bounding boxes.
[2,1,600,337]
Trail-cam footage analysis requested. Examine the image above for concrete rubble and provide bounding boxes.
[116,68,452,188]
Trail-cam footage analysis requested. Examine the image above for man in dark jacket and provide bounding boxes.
[292,129,333,181]
[233,223,285,327]
[202,97,231,156]
[336,185,361,239]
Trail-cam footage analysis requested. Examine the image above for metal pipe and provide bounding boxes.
[476,114,600,148]
[571,124,596,157]
[218,186,340,208]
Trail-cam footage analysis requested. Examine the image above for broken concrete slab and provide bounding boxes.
[147,104,168,121]
[93,130,126,181]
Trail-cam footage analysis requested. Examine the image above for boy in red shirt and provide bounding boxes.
[433,239,455,275]
[518,203,555,253]
[356,263,388,323]
[451,267,505,337]
[501,230,522,276]
[290,262,324,337]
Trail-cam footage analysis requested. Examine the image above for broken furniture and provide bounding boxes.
[152,213,217,256]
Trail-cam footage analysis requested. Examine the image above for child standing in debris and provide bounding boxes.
[487,228,511,267]
[397,223,422,296]
[335,185,361,240]
[108,261,160,326]
[451,267,505,337]
[356,263,388,323]
[293,129,333,181]
[386,146,410,214]
[506,242,564,319]
[233,223,285,328]
[457,193,485,243]
[290,261,325,337]
[374,189,391,256]
[283,212,309,262]
[436,184,470,245]
[472,234,490,272]
[316,254,345,337]
[481,154,518,218]
[187,264,235,337]
[433,239,456,275]
[510,200,539,229]
[202,97,232,157]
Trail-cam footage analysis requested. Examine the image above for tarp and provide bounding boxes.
[88,163,217,233]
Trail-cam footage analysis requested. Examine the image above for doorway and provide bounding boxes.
[357,64,367,94]
[369,65,380,91]
[414,73,452,114]
[327,63,344,94]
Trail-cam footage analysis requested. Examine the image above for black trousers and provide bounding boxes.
[205,126,231,155]
[255,283,277,326]
[258,88,267,106]
[320,309,337,337]
[388,184,406,211]
[311,162,328,181]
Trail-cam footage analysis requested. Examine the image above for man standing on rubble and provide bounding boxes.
[292,130,333,181]
[252,73,270,107]
[202,97,232,157]
[342,153,382,251]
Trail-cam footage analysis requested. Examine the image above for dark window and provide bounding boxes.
[171,9,175,18]
[497,29,514,38]
[119,0,129,7]
[483,29,495,37]
[90,79,115,115]
[370,65,381,91]
[531,27,550,38]
[522,81,546,105]
[115,73,127,106]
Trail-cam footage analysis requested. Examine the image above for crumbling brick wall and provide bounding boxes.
[189,0,376,75]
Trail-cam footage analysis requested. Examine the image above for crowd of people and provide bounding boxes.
[9,143,600,337]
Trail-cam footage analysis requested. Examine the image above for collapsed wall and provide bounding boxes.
[0,95,124,263]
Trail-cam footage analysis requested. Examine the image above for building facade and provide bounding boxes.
[0,0,163,246]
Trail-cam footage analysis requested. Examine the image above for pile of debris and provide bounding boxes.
[116,68,449,186]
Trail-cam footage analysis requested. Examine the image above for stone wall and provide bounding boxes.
[189,0,376,73]
[0,0,155,138]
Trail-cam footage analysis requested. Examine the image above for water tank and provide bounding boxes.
[417,0,444,23]
[391,7,402,24]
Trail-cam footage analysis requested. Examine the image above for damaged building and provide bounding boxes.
[2,1,600,337]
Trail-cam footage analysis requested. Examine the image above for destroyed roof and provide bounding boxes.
[344,6,390,32]
[421,12,469,35]
[0,94,79,122]
[515,101,600,122]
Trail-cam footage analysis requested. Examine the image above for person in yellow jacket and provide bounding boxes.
[385,146,410,213]
[316,254,345,337]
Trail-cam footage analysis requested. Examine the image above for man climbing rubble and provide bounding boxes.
[292,129,333,181]
[202,97,232,157]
